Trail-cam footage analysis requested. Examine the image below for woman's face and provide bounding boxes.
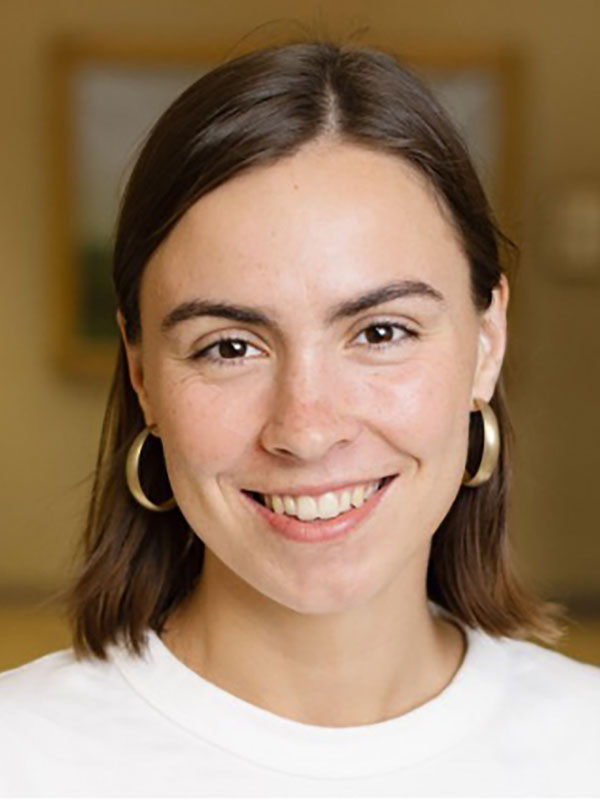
[123,141,508,615]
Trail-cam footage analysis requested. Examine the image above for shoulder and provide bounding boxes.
[0,649,82,700]
[0,642,173,795]
[0,646,134,725]
[500,634,600,683]
[493,633,600,722]
[0,646,115,690]
[441,599,600,710]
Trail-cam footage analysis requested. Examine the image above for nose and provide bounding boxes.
[258,357,360,462]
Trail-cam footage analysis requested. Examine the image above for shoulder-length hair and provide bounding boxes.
[62,39,568,659]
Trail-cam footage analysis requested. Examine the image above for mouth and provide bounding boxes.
[242,474,397,511]
[240,474,399,543]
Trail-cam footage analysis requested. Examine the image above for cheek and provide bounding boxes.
[357,353,474,462]
[150,373,263,483]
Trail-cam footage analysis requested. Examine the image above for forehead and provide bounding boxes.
[142,141,469,314]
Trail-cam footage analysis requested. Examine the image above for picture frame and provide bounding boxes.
[49,39,521,378]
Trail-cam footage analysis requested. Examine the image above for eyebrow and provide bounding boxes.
[160,279,445,334]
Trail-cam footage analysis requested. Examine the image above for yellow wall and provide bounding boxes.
[1,0,599,610]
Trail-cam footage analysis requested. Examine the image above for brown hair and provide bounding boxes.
[63,39,569,659]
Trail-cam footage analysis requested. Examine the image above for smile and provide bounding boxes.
[240,475,399,544]
[243,475,396,522]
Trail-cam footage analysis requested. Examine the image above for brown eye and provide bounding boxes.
[364,324,395,345]
[190,336,263,366]
[216,340,248,359]
[354,321,418,350]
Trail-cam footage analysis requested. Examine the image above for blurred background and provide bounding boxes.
[1,0,599,671]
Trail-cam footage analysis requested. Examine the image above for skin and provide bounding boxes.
[120,139,509,727]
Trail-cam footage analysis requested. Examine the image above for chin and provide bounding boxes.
[262,568,385,617]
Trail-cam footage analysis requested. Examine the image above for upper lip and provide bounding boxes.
[243,474,396,497]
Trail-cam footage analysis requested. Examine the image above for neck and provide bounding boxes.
[160,550,466,727]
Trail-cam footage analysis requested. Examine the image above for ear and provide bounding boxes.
[471,275,509,403]
[117,310,155,428]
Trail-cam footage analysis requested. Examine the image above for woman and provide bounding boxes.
[1,40,598,797]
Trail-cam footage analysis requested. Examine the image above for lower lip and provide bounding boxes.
[240,476,398,543]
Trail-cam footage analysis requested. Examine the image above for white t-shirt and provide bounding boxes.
[1,602,599,797]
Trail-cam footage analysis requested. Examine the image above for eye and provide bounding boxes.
[190,336,263,367]
[353,320,419,350]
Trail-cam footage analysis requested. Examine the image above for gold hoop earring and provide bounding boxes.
[125,426,177,512]
[462,398,500,487]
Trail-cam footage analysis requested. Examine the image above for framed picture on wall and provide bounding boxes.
[49,40,520,377]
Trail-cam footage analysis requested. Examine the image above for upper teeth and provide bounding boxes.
[262,479,384,521]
